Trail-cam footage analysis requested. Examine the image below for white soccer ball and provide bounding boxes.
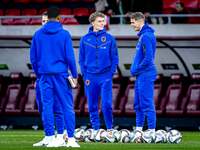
[155,130,167,143]
[142,129,155,143]
[118,129,131,143]
[94,129,106,143]
[83,128,95,142]
[130,130,143,143]
[104,129,120,143]
[167,130,182,144]
[74,128,85,142]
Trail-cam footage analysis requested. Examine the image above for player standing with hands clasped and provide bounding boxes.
[79,12,119,133]
[130,12,157,134]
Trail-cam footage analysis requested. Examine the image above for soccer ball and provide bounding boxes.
[94,129,106,143]
[142,129,155,143]
[130,130,143,143]
[74,128,85,142]
[155,130,167,143]
[83,129,95,142]
[167,130,182,144]
[104,129,120,143]
[118,129,131,143]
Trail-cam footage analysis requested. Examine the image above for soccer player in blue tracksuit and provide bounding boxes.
[79,12,119,131]
[33,12,66,147]
[30,6,80,147]
[130,12,157,133]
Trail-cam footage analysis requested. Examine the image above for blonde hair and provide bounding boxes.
[89,12,105,23]
[130,12,145,23]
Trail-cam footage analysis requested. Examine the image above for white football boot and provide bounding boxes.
[67,137,80,147]
[63,130,68,142]
[46,137,58,147]
[33,136,50,146]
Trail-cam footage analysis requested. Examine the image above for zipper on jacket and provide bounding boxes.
[96,32,97,75]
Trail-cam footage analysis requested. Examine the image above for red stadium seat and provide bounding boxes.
[0,10,3,16]
[48,0,63,2]
[154,74,164,109]
[31,0,46,2]
[63,18,79,25]
[15,0,30,2]
[39,8,48,15]
[22,9,37,16]
[162,0,179,14]
[124,76,136,116]
[72,84,82,110]
[74,94,86,115]
[29,18,42,25]
[2,9,20,25]
[1,73,23,115]
[156,73,184,116]
[112,84,122,116]
[60,8,72,24]
[186,73,200,116]
[90,8,95,15]
[73,8,89,16]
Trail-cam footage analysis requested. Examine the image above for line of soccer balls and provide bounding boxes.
[73,128,182,144]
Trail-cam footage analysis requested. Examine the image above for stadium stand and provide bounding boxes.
[1,9,20,25]
[162,0,179,14]
[2,73,23,115]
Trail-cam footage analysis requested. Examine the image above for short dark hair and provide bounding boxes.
[176,2,184,8]
[47,6,60,19]
[130,12,145,22]
[43,12,48,16]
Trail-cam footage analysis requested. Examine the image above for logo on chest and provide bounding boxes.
[101,36,106,42]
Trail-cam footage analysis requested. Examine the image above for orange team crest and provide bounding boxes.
[85,80,90,86]
[34,81,37,88]
[101,36,106,42]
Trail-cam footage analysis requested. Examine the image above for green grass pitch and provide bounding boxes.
[0,130,200,150]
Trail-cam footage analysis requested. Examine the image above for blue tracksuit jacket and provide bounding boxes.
[79,26,119,75]
[30,21,77,78]
[130,23,156,76]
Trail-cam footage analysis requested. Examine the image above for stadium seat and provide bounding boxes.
[29,18,42,25]
[90,8,95,15]
[15,0,30,2]
[13,9,38,25]
[2,9,20,25]
[39,8,48,15]
[154,74,164,109]
[186,73,200,116]
[162,0,179,14]
[31,0,46,2]
[63,18,79,25]
[2,73,23,115]
[48,0,63,2]
[74,94,86,116]
[23,84,39,115]
[60,8,72,24]
[72,84,82,110]
[73,8,89,16]
[112,84,122,116]
[22,9,37,16]
[0,10,3,16]
[156,73,184,117]
[124,76,136,116]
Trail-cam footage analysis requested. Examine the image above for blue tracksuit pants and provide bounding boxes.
[35,79,64,136]
[83,71,113,130]
[39,73,75,137]
[133,70,157,129]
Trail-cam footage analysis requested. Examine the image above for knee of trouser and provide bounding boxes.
[102,101,112,111]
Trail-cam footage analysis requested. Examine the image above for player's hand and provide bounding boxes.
[73,78,78,88]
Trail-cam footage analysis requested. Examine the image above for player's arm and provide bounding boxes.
[138,35,153,70]
[110,37,119,75]
[78,38,86,76]
[65,32,78,79]
[30,35,39,78]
